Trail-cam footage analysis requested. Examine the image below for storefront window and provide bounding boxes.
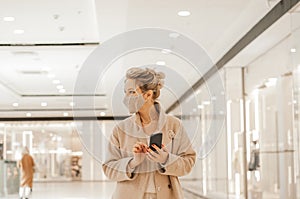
[291,9,300,199]
[0,120,116,182]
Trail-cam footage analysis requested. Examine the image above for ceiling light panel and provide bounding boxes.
[0,0,99,44]
[0,46,95,95]
[3,16,15,22]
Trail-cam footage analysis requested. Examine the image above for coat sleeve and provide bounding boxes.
[102,126,137,182]
[158,120,196,177]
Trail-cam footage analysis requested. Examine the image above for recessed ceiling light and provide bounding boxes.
[75,64,81,71]
[26,113,31,117]
[14,29,24,34]
[156,61,166,66]
[47,73,56,78]
[12,102,19,107]
[177,11,191,17]
[100,112,106,116]
[161,49,172,54]
[169,32,180,39]
[63,112,69,116]
[291,48,297,53]
[41,102,47,107]
[3,16,15,22]
[52,79,60,84]
[56,85,64,89]
[59,26,65,32]
[53,14,60,20]
[69,102,75,107]
[59,89,66,93]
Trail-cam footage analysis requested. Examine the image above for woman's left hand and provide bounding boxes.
[147,144,169,164]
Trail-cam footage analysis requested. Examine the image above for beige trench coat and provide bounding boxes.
[19,154,35,188]
[102,106,196,199]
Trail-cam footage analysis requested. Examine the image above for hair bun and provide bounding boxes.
[156,72,165,89]
[126,67,165,100]
[145,68,165,89]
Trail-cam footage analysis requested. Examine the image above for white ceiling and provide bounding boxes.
[225,3,300,94]
[0,0,99,44]
[0,0,288,118]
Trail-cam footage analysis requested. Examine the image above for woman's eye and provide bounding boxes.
[129,91,136,94]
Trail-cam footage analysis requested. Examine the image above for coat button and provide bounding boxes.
[157,186,161,192]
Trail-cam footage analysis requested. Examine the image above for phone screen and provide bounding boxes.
[149,133,162,151]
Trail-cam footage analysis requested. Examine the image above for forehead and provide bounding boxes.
[124,79,138,90]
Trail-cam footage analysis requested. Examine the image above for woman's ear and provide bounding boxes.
[145,90,153,100]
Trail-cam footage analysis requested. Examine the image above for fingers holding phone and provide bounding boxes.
[147,143,169,164]
[130,142,148,168]
[133,142,148,153]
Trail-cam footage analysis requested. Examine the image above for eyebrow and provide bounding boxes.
[124,88,135,92]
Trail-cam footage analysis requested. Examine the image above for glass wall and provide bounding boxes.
[245,71,295,198]
[2,121,77,181]
[168,8,300,197]
[225,67,247,199]
[291,9,300,199]
[0,120,117,182]
[170,70,228,198]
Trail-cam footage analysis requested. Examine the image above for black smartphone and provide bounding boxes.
[149,133,162,152]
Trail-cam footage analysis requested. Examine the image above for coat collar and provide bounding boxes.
[126,103,167,138]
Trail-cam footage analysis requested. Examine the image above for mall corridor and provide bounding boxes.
[1,0,300,199]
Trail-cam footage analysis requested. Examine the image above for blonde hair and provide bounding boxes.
[126,67,165,100]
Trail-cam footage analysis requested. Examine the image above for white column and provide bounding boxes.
[277,76,296,199]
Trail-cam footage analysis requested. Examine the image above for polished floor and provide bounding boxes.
[1,180,285,199]
[1,181,203,199]
[2,181,115,199]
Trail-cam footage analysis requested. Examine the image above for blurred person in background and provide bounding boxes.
[18,146,35,199]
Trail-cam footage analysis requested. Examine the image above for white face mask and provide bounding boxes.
[123,93,145,114]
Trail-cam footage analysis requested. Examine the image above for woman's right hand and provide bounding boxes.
[129,142,148,169]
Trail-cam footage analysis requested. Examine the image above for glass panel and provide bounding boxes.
[291,6,300,199]
[245,51,295,198]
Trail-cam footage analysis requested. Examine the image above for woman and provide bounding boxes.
[18,147,35,199]
[102,67,196,199]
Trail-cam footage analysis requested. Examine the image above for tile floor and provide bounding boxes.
[1,180,285,199]
[1,181,204,199]
[1,181,114,199]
